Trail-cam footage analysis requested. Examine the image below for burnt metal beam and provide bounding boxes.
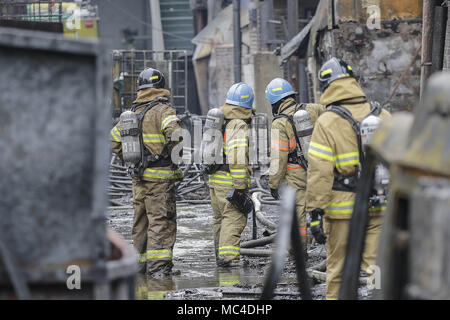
[431,5,448,73]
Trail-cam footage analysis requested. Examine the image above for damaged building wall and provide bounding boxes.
[208,44,234,107]
[335,0,423,22]
[308,0,423,111]
[317,21,422,110]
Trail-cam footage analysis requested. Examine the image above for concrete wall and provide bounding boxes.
[244,52,284,122]
[208,44,234,108]
[0,27,111,285]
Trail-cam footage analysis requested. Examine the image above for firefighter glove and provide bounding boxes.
[310,208,326,244]
[226,188,254,215]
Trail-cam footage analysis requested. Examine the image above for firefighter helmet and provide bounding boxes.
[318,57,355,92]
[137,68,165,91]
[265,78,296,105]
[225,82,254,109]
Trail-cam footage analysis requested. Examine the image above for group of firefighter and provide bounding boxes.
[110,57,391,300]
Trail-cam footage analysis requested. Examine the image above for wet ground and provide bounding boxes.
[106,192,336,301]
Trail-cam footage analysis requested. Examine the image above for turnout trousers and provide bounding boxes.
[132,179,177,274]
[209,183,248,264]
[323,215,383,300]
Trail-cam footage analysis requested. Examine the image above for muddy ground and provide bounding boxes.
[107,183,371,300]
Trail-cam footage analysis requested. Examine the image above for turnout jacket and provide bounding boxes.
[110,88,183,182]
[208,103,253,190]
[269,97,325,190]
[306,77,390,219]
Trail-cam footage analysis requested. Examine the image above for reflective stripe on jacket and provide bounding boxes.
[110,88,183,182]
[269,97,325,191]
[208,104,252,189]
[306,77,391,219]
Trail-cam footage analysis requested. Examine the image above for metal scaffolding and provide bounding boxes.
[112,50,189,113]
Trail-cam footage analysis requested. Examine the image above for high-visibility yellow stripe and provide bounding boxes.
[143,133,166,143]
[335,152,359,167]
[143,133,165,138]
[227,138,248,149]
[369,206,387,212]
[328,201,354,206]
[230,168,247,178]
[240,94,250,99]
[310,221,320,226]
[309,149,334,162]
[145,249,173,260]
[218,246,240,255]
[143,168,182,179]
[209,179,233,185]
[321,68,333,77]
[272,87,283,92]
[147,254,172,259]
[325,201,355,215]
[161,115,179,131]
[209,173,234,185]
[219,246,240,250]
[310,141,333,153]
[219,251,240,255]
[149,75,159,80]
[110,126,121,142]
[309,142,334,162]
[335,152,359,159]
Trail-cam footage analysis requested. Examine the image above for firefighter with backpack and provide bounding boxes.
[305,57,391,299]
[110,68,183,276]
[201,82,254,267]
[265,78,325,256]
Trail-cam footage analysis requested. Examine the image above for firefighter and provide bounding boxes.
[110,68,183,276]
[207,82,253,267]
[306,57,390,299]
[265,78,325,254]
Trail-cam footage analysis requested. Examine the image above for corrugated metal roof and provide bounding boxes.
[160,0,194,51]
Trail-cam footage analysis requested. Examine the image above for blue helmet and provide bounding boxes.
[225,82,254,109]
[265,78,296,104]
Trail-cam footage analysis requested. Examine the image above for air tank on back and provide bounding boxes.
[250,113,269,166]
[360,114,389,192]
[292,109,314,160]
[202,108,225,165]
[361,114,383,149]
[119,110,141,167]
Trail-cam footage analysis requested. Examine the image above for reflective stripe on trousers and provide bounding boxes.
[218,246,240,256]
[209,172,234,185]
[325,201,355,215]
[230,168,247,179]
[138,249,173,262]
[143,168,182,180]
